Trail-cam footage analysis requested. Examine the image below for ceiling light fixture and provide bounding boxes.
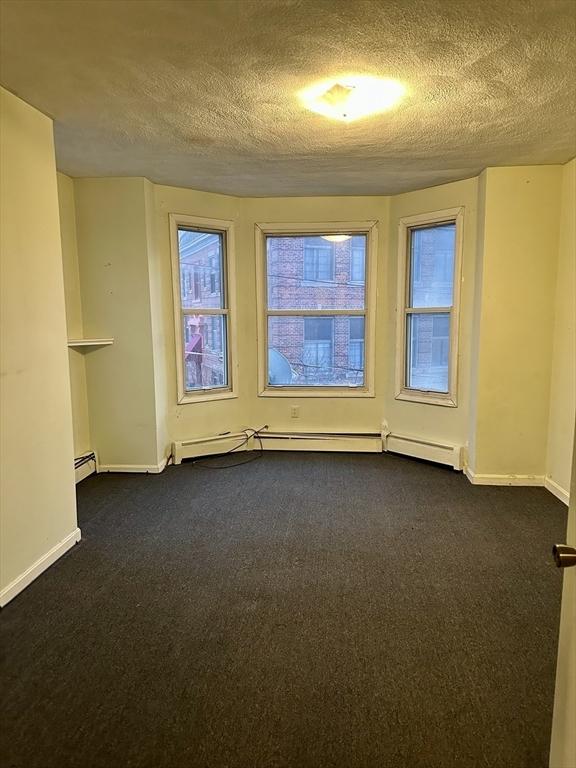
[300,75,406,122]
[321,235,352,242]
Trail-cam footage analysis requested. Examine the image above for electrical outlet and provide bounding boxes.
[290,405,300,419]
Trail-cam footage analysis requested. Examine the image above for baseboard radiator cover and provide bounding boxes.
[174,430,463,464]
[384,431,462,470]
[173,430,382,462]
[74,451,97,484]
[259,431,383,453]
[98,456,170,474]
[173,432,252,464]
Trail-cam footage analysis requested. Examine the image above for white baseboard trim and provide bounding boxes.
[97,462,167,473]
[0,527,81,607]
[544,476,570,506]
[464,467,545,486]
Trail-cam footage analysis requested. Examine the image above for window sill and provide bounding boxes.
[259,387,374,399]
[395,389,457,407]
[178,390,237,405]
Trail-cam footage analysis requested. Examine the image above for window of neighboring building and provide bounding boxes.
[303,238,334,283]
[396,207,463,406]
[303,317,334,382]
[170,214,237,403]
[209,256,218,294]
[348,316,365,372]
[258,222,377,394]
[193,269,201,300]
[350,236,365,283]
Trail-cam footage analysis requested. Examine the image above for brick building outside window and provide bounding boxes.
[178,229,227,390]
[266,235,367,387]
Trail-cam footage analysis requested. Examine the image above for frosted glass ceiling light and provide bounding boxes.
[321,235,352,242]
[300,75,406,122]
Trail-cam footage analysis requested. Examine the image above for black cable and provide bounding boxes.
[191,426,268,470]
[74,452,96,469]
[192,428,263,469]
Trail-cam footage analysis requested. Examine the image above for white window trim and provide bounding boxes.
[255,220,378,398]
[169,213,238,404]
[395,207,464,407]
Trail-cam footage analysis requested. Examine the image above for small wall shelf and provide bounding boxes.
[67,338,114,348]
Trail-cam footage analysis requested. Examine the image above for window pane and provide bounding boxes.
[409,223,455,308]
[266,235,366,310]
[267,315,364,387]
[406,313,450,393]
[183,314,227,391]
[178,228,224,309]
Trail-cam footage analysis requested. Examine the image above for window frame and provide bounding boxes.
[169,213,238,404]
[395,207,463,407]
[255,220,378,398]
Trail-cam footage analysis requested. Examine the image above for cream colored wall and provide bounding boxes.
[466,171,488,475]
[144,180,171,463]
[74,178,160,468]
[386,177,479,447]
[152,184,248,441]
[546,159,576,498]
[57,172,91,458]
[0,88,78,597]
[470,166,562,478]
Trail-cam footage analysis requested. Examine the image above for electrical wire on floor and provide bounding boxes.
[74,451,96,470]
[191,425,268,469]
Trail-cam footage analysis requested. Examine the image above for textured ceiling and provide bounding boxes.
[1,0,575,196]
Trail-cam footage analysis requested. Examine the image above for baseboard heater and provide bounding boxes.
[74,451,97,483]
[173,429,462,469]
[173,430,382,463]
[259,431,382,453]
[383,431,462,470]
[173,432,251,464]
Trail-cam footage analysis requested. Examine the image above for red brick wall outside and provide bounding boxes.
[267,237,364,310]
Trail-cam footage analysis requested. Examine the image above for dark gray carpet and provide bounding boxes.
[0,452,568,768]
